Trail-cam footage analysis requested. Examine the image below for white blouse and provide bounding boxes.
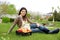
[22,20,30,29]
[20,15,30,30]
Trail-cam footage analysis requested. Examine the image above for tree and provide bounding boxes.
[48,10,60,21]
[52,7,54,22]
[0,2,8,14]
[57,6,60,13]
[7,4,17,14]
[0,2,17,15]
[53,10,57,21]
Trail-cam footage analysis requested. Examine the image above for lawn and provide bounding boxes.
[0,21,60,40]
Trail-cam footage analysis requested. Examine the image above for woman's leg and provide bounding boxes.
[38,26,50,33]
[38,26,59,34]
[30,23,43,33]
[31,29,43,33]
[30,23,59,34]
[30,23,38,29]
[48,28,59,34]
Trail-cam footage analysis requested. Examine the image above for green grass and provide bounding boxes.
[0,22,60,40]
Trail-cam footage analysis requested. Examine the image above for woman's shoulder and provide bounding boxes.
[17,15,22,18]
[15,15,22,20]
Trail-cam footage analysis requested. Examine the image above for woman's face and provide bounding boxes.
[20,9,26,16]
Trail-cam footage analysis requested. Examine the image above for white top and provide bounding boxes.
[22,21,30,29]
[20,15,30,30]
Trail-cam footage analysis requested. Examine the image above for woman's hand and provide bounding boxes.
[36,23,40,27]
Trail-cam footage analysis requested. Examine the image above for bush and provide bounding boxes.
[2,17,10,23]
[56,14,60,21]
[10,18,14,22]
[48,16,53,21]
[48,15,60,21]
[48,10,60,21]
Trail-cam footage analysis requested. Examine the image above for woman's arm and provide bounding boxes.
[7,17,19,34]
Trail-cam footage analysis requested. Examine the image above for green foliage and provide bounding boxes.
[10,18,14,22]
[48,16,53,21]
[0,2,17,14]
[48,10,60,21]
[7,4,17,14]
[35,15,40,20]
[2,17,14,23]
[0,2,8,14]
[56,13,60,21]
[27,13,31,18]
[2,17,10,23]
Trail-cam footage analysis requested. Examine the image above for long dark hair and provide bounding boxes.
[18,7,27,21]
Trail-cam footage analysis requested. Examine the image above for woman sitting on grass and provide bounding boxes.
[8,7,60,34]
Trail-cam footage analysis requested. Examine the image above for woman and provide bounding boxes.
[8,7,59,34]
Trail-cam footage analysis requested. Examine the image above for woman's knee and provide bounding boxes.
[30,23,37,29]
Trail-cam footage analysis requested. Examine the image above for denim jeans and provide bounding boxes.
[30,23,59,34]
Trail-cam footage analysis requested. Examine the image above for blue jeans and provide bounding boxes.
[30,23,59,34]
